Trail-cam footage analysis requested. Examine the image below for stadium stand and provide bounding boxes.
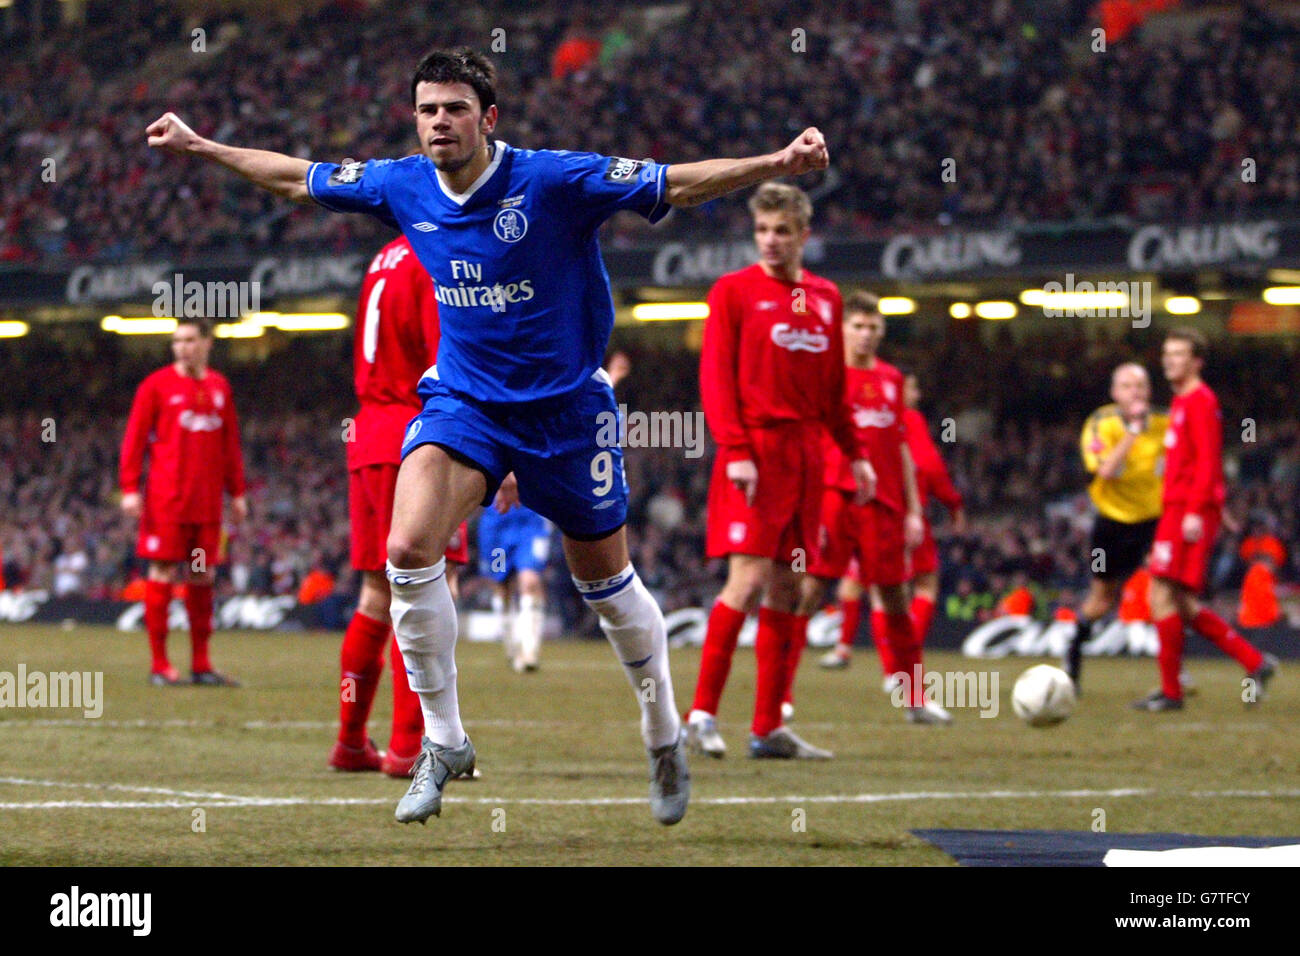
[3,0,1299,262]
[3,0,1298,632]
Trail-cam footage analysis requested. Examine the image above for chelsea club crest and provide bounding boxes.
[493,208,528,243]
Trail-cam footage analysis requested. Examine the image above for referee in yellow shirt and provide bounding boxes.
[1064,363,1169,689]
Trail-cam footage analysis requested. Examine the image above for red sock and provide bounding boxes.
[337,611,389,748]
[388,634,424,757]
[1155,614,1185,700]
[911,594,936,647]
[1191,608,1263,673]
[885,611,923,705]
[184,583,214,673]
[839,598,862,651]
[871,608,900,677]
[144,579,171,672]
[690,601,747,716]
[752,607,795,736]
[780,613,809,707]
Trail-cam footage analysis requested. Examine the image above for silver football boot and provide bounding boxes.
[394,736,477,824]
[648,733,691,825]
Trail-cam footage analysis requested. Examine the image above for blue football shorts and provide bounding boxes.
[402,367,629,539]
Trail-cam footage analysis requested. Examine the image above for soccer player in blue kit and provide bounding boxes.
[478,496,553,673]
[146,47,832,826]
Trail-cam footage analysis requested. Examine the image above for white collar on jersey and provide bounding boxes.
[434,140,508,206]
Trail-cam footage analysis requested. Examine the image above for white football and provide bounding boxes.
[1011,664,1076,727]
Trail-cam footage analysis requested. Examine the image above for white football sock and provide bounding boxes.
[491,590,516,659]
[574,564,680,750]
[517,592,543,665]
[386,559,464,748]
[490,590,506,639]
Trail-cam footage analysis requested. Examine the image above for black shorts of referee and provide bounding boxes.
[1089,514,1158,580]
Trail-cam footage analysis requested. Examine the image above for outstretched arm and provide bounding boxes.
[664,127,829,207]
[146,112,312,204]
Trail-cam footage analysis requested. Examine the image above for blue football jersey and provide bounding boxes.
[307,143,670,402]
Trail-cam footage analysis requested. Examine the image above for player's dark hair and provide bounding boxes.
[844,290,881,319]
[411,47,496,111]
[1166,326,1207,359]
[176,316,213,338]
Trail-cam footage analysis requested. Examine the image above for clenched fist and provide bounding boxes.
[146,112,201,154]
[777,127,830,176]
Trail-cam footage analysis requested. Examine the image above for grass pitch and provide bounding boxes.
[0,625,1296,866]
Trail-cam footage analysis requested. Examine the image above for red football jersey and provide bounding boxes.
[1162,381,1225,509]
[700,263,862,465]
[824,360,907,511]
[349,236,442,470]
[904,407,963,511]
[120,365,245,523]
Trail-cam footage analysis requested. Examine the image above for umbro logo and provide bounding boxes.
[412,222,438,232]
[498,194,525,208]
[169,395,184,404]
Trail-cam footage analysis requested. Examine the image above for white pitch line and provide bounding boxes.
[0,801,263,810]
[0,798,394,810]
[459,660,612,671]
[3,718,222,729]
[1188,788,1300,798]
[3,786,1300,811]
[3,716,1288,733]
[2,719,339,730]
[0,776,262,803]
[2,718,597,730]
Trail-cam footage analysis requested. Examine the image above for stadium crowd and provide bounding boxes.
[3,329,1296,632]
[3,0,1297,629]
[3,0,1299,263]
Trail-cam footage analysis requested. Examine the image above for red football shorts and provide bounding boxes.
[856,501,910,588]
[137,505,223,566]
[706,421,822,564]
[1148,503,1219,594]
[810,492,909,587]
[910,521,938,577]
[809,487,861,580]
[349,463,468,571]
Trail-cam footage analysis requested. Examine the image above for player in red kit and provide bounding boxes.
[331,235,471,774]
[900,372,964,654]
[797,295,948,724]
[686,183,874,760]
[120,317,246,686]
[818,370,964,677]
[1136,328,1278,711]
